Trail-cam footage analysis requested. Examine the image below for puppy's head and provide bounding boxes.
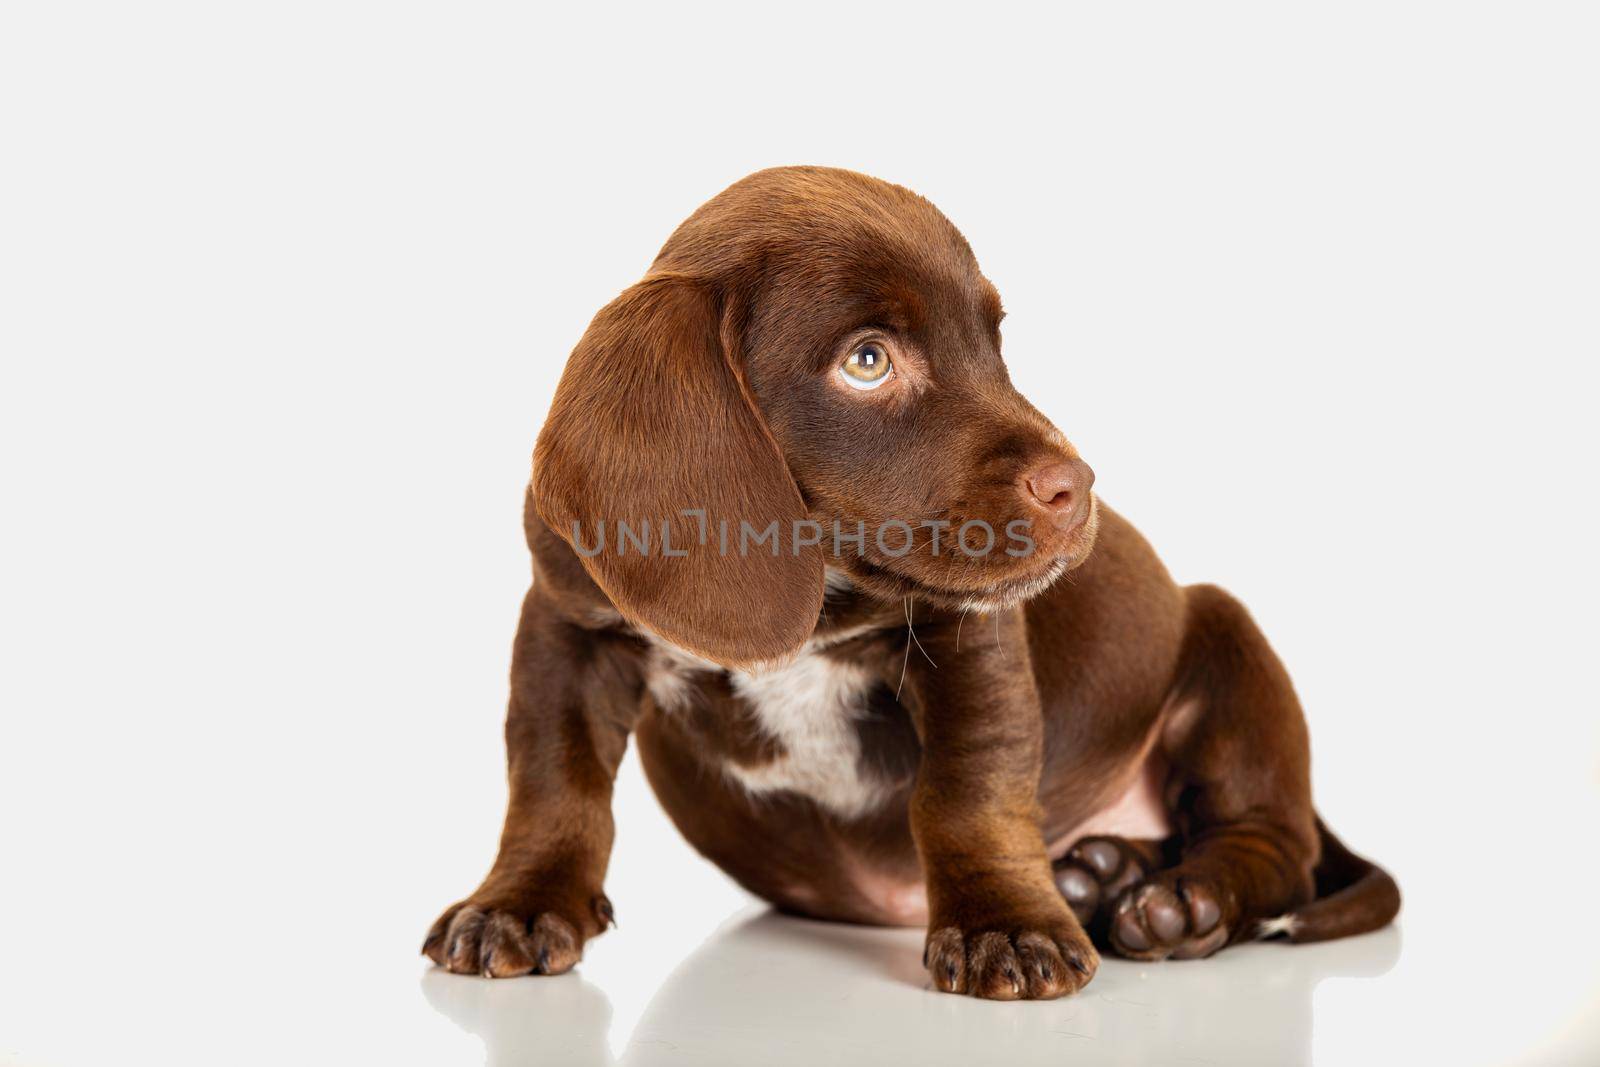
[534,167,1095,666]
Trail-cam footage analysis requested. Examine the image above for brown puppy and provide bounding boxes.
[422,167,1400,1000]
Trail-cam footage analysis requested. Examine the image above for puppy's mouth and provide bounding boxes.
[820,496,1100,612]
[847,533,1091,613]
[903,557,1075,613]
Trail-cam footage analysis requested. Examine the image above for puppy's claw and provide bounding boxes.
[422,900,596,978]
[926,923,1097,1000]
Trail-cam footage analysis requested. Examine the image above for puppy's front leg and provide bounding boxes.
[423,584,641,978]
[907,608,1098,1000]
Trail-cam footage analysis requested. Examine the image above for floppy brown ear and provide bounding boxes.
[532,273,823,666]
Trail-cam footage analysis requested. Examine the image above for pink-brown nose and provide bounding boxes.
[1022,458,1095,527]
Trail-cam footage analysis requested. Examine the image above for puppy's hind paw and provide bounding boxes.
[1109,876,1229,961]
[1053,835,1153,927]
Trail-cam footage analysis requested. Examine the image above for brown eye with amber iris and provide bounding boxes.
[839,342,893,390]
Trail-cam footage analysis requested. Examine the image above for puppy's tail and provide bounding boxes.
[1258,815,1400,943]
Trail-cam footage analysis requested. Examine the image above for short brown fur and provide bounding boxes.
[422,167,1399,999]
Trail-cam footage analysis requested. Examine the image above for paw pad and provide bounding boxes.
[1053,836,1150,925]
[1110,878,1230,961]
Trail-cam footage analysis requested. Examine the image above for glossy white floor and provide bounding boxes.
[3,744,1598,1067]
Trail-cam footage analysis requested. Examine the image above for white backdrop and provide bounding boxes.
[3,3,1597,1065]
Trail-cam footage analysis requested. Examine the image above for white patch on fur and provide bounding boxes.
[805,621,880,652]
[639,629,895,820]
[726,651,892,820]
[586,606,624,627]
[643,640,719,712]
[823,566,857,596]
[1256,914,1300,940]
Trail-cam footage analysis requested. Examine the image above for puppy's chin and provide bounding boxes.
[945,557,1074,613]
[821,496,1101,613]
[949,496,1100,611]
[837,510,1098,614]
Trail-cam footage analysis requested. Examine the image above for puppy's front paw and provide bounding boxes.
[422,893,614,978]
[923,911,1098,1000]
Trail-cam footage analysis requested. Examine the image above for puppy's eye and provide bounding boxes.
[840,342,893,390]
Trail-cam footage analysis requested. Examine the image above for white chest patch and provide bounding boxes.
[642,635,894,821]
[642,640,721,713]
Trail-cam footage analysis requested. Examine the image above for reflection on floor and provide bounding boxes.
[422,909,1403,1067]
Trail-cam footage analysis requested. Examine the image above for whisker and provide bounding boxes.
[896,625,912,701]
[906,595,937,669]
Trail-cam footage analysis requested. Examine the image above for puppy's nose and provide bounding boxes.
[1022,458,1095,525]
